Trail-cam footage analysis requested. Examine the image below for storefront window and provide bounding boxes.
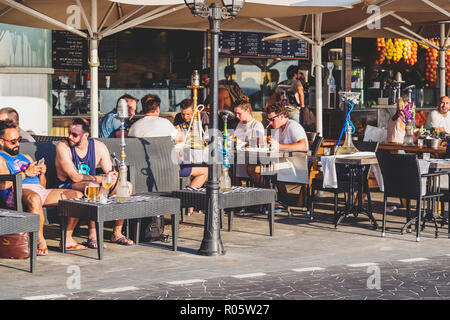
[219,58,305,111]
[0,23,51,68]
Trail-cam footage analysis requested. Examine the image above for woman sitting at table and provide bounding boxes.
[233,99,265,182]
[387,97,422,144]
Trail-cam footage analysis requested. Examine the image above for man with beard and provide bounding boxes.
[0,120,83,256]
[55,118,134,249]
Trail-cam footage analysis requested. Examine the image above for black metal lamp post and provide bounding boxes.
[184,0,244,256]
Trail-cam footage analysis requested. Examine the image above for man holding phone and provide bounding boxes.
[0,120,83,256]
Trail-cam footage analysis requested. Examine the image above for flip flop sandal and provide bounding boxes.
[65,243,88,251]
[83,239,107,250]
[37,247,48,256]
[111,236,135,246]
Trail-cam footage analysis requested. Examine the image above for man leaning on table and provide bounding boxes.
[55,118,134,250]
[426,96,450,134]
[247,103,308,186]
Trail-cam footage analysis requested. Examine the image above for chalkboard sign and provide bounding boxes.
[219,31,309,60]
[52,31,117,72]
[52,31,86,71]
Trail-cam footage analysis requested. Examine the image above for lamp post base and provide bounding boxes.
[198,239,225,256]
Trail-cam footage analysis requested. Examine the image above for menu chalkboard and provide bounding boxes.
[219,31,309,60]
[52,31,117,72]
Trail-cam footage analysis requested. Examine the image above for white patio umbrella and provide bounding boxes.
[0,0,363,136]
[261,0,450,98]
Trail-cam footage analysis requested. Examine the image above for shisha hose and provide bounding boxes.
[336,98,356,148]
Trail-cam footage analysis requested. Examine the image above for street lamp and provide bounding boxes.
[184,0,244,256]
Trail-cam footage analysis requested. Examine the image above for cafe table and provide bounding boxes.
[309,152,379,229]
[378,142,447,155]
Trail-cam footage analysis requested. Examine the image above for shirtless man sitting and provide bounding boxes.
[55,118,134,249]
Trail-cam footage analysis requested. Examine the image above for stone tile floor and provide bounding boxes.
[1,190,449,301]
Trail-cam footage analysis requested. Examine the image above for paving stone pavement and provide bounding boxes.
[1,191,450,303]
[40,254,450,301]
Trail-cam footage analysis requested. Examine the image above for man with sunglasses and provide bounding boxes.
[0,120,83,256]
[55,118,134,249]
[247,103,308,186]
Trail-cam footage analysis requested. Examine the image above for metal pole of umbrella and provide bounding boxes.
[314,13,323,136]
[90,0,99,138]
[439,22,447,98]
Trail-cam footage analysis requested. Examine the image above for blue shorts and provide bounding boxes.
[58,181,73,189]
[179,166,192,177]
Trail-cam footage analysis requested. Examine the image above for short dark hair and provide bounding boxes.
[224,65,236,77]
[265,102,289,118]
[0,119,17,137]
[286,65,300,80]
[0,107,19,125]
[142,94,161,114]
[72,118,90,133]
[116,94,138,108]
[180,98,194,110]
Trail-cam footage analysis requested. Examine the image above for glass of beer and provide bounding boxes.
[84,183,100,201]
[101,173,114,193]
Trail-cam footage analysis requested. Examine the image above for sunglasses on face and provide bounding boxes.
[69,131,82,138]
[267,114,280,122]
[1,136,22,145]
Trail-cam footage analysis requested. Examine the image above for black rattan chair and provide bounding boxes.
[376,153,445,241]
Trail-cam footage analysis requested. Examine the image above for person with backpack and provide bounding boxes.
[266,65,316,132]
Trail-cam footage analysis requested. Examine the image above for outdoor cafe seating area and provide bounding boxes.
[1,127,450,273]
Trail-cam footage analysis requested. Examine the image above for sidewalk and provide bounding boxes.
[0,191,449,300]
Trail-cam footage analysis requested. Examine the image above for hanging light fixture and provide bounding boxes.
[221,0,244,17]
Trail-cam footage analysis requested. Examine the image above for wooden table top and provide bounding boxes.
[378,142,447,154]
[309,153,378,166]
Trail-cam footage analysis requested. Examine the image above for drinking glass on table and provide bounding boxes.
[101,173,114,194]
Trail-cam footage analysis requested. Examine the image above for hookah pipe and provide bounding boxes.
[400,103,415,124]
[336,98,356,148]
[219,110,234,168]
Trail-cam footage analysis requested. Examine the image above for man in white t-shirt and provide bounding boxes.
[128,94,207,215]
[248,103,308,186]
[128,94,184,141]
[426,96,450,134]
[266,103,308,151]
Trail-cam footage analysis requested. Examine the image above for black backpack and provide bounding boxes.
[141,216,169,243]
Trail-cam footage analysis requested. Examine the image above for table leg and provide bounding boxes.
[29,231,37,273]
[95,221,104,260]
[382,196,387,237]
[269,203,274,236]
[60,216,67,253]
[228,210,234,232]
[416,197,421,242]
[172,213,178,251]
[135,218,141,245]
